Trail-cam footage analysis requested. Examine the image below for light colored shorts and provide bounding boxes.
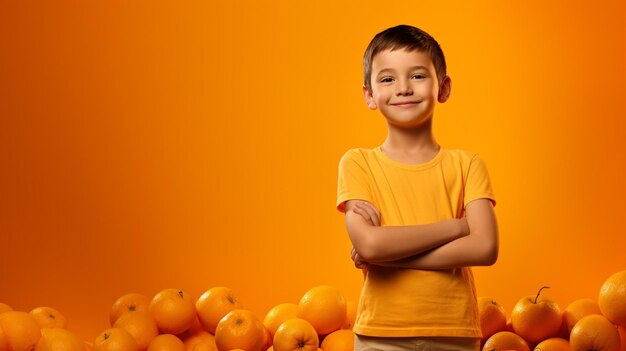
[354,334,480,351]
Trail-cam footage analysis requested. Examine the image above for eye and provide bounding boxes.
[411,74,426,80]
[379,77,394,83]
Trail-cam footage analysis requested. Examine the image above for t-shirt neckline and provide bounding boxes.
[374,145,445,171]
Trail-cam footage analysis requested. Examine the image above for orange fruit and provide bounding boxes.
[191,339,219,351]
[0,310,42,351]
[533,337,570,351]
[482,331,530,351]
[30,306,67,329]
[263,303,299,337]
[618,326,626,351]
[570,314,620,351]
[35,327,84,351]
[556,316,571,340]
[273,318,319,351]
[195,287,243,334]
[181,330,215,351]
[341,300,357,330]
[297,286,347,335]
[479,297,508,342]
[147,334,186,351]
[262,326,272,351]
[110,294,151,326]
[563,299,602,333]
[214,309,266,351]
[1,326,8,351]
[191,341,218,351]
[0,303,13,314]
[94,327,139,351]
[320,329,354,351]
[85,341,94,351]
[599,270,626,327]
[506,318,514,332]
[176,317,204,341]
[511,287,562,343]
[149,289,196,335]
[113,311,159,350]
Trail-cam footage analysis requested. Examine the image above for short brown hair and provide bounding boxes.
[363,25,447,92]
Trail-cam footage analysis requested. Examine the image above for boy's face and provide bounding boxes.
[363,48,450,128]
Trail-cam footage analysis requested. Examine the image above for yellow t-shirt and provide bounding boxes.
[336,146,496,338]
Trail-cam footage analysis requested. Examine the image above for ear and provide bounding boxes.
[437,76,452,103]
[362,85,377,110]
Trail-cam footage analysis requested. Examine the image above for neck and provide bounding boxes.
[381,118,439,154]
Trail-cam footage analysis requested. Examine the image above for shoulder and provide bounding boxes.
[338,147,376,166]
[441,148,492,177]
[441,148,482,165]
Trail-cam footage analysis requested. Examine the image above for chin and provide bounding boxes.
[385,116,430,127]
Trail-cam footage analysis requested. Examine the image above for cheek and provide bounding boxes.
[374,89,391,100]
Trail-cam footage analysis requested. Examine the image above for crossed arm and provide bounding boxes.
[344,199,498,270]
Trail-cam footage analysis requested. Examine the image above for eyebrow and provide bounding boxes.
[376,66,429,76]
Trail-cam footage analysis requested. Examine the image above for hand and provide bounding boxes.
[352,201,382,226]
[351,246,368,269]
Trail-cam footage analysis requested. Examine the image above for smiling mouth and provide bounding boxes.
[391,101,420,107]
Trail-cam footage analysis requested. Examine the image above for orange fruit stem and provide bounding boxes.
[534,286,550,304]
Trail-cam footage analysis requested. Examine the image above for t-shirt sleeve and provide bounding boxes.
[336,149,374,213]
[464,153,496,208]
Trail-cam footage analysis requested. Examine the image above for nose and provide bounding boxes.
[396,79,413,95]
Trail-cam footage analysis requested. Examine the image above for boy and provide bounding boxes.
[336,25,499,351]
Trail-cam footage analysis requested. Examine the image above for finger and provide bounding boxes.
[351,248,361,263]
[358,201,382,226]
[353,206,374,226]
[354,256,364,268]
[365,202,380,226]
[354,253,364,264]
[355,203,379,226]
[371,208,381,226]
[354,202,375,220]
[370,209,381,227]
[357,202,378,220]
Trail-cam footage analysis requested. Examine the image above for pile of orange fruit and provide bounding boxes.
[0,285,356,351]
[478,270,626,351]
[1,270,625,351]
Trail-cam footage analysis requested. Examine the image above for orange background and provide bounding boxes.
[1,0,625,342]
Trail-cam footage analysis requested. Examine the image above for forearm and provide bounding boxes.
[372,233,498,269]
[348,211,467,262]
[371,200,499,269]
